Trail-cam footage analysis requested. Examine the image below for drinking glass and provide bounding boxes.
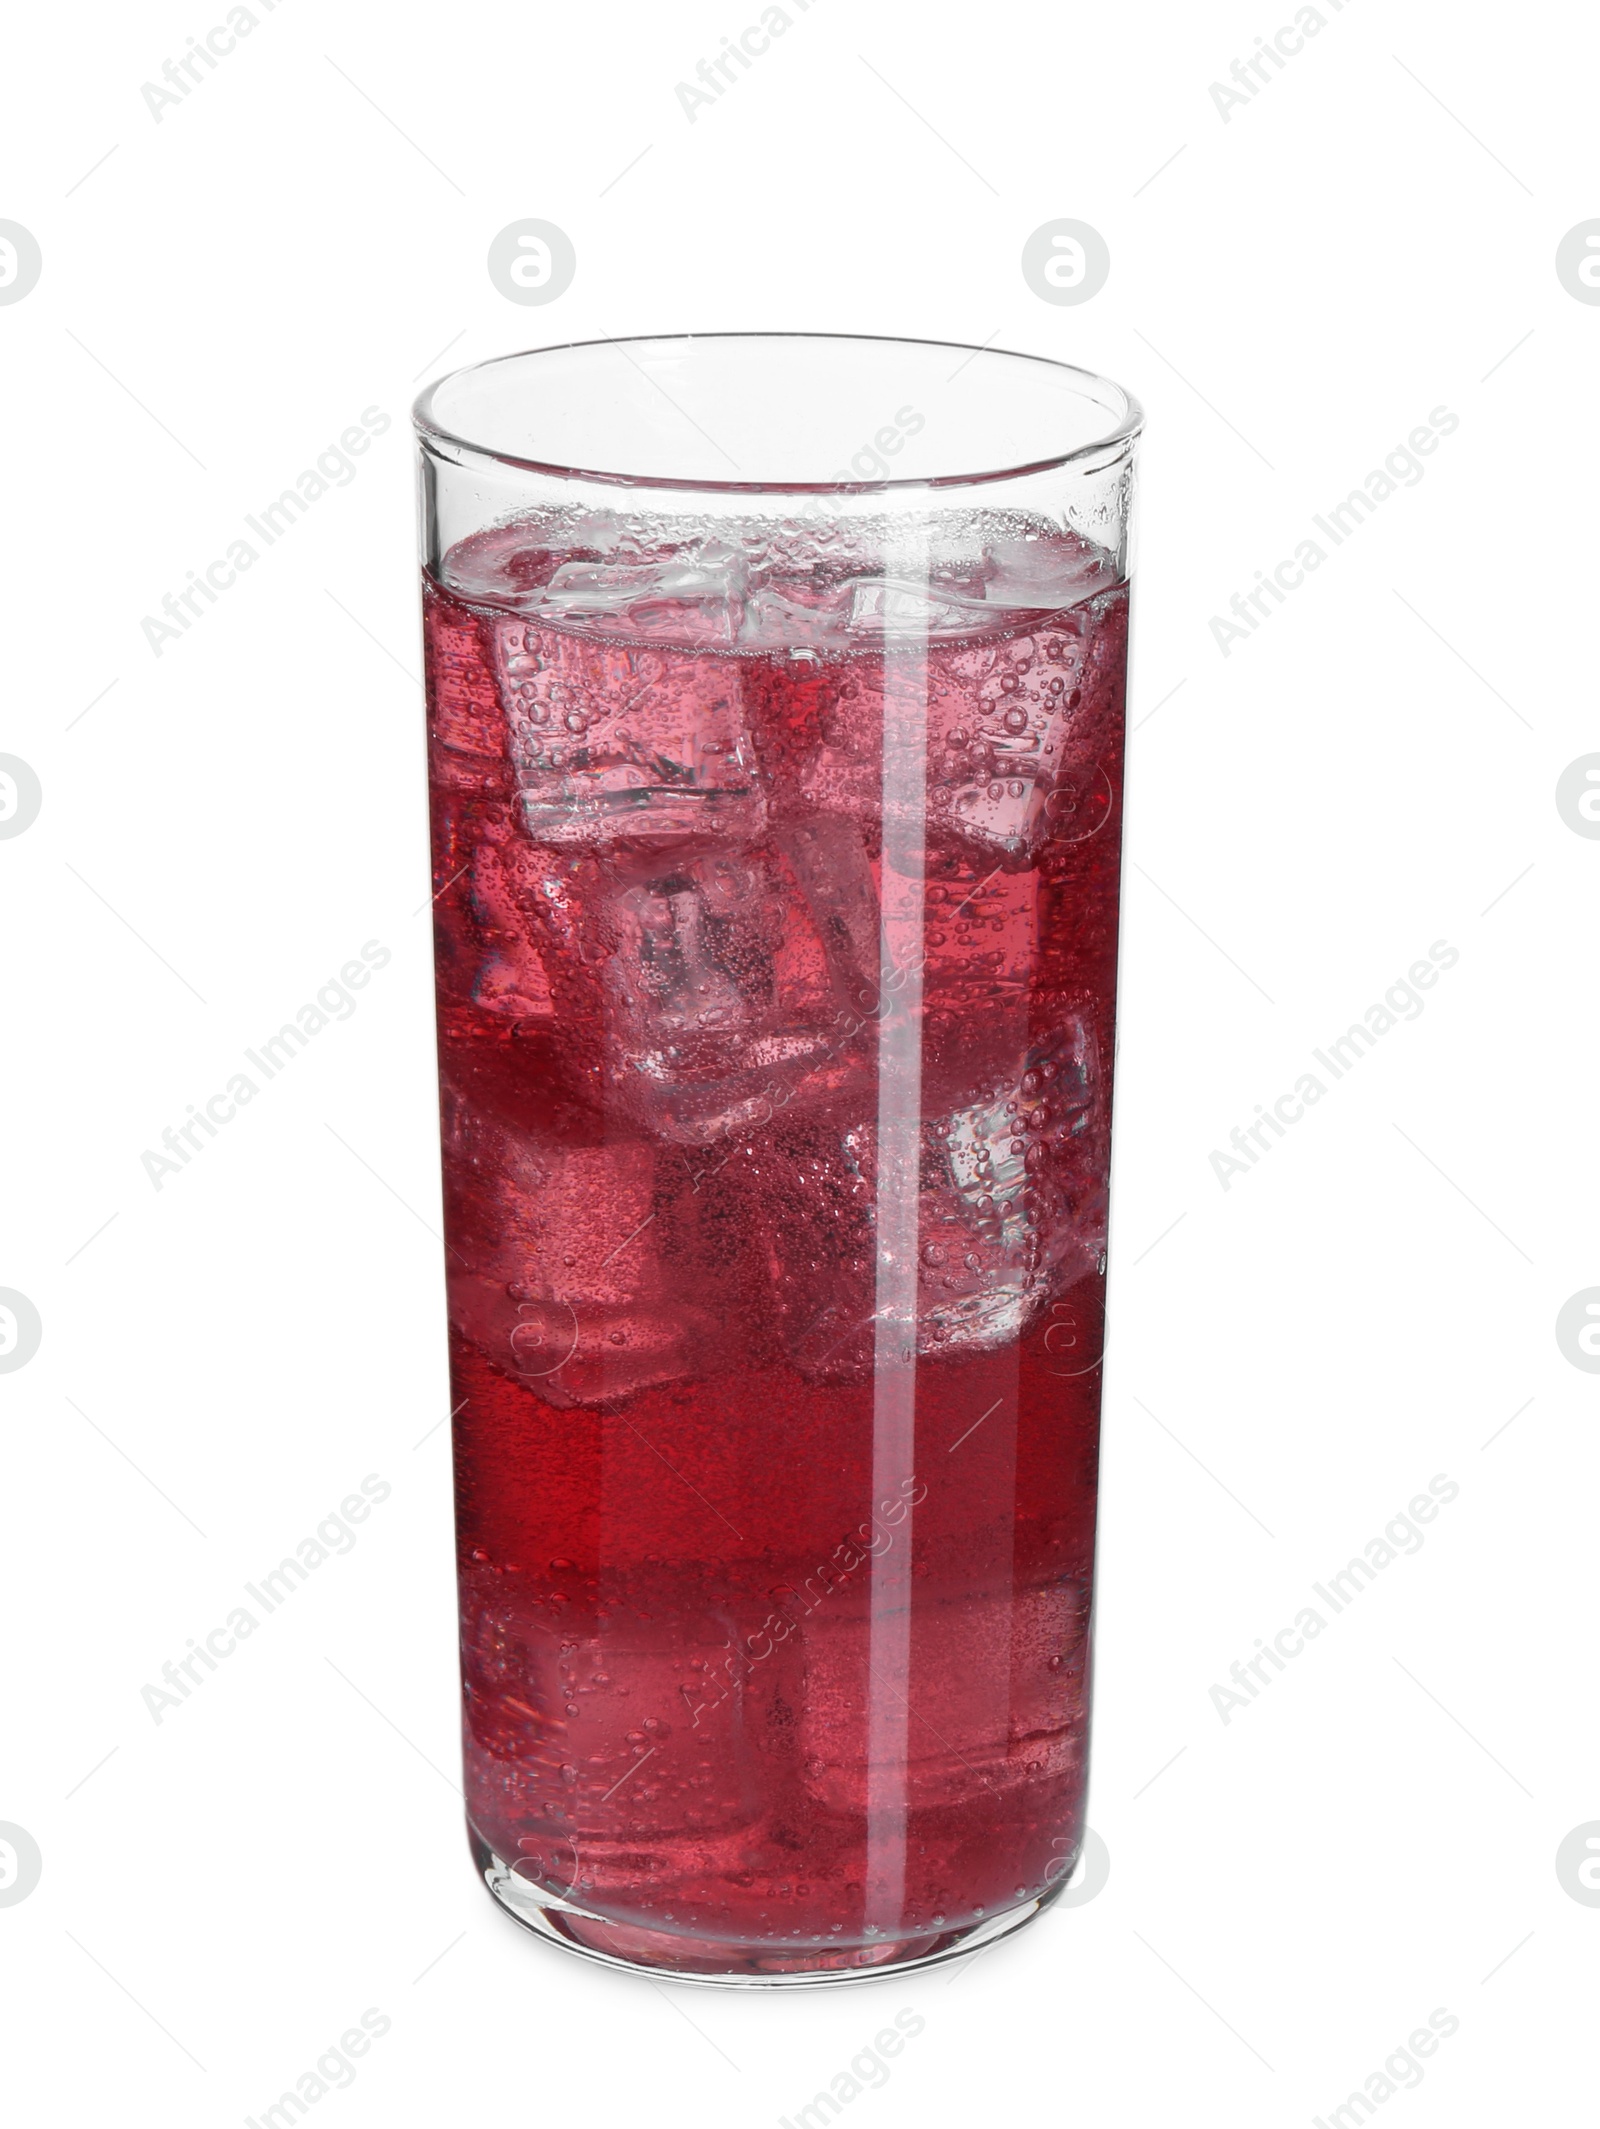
[413,333,1140,1982]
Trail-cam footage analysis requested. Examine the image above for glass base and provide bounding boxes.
[472,1829,1067,1987]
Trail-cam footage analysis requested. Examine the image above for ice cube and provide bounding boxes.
[936,589,1128,860]
[594,839,873,1144]
[442,1096,721,1407]
[748,1009,1108,1382]
[737,587,854,652]
[433,829,606,1032]
[467,835,555,1020]
[915,856,1041,1115]
[488,619,768,849]
[924,1024,1105,1352]
[539,552,745,646]
[440,521,567,609]
[786,585,1127,866]
[798,1576,1090,1812]
[496,840,592,984]
[561,511,625,554]
[983,535,1119,610]
[465,1605,764,1840]
[846,578,992,638]
[774,817,881,1011]
[458,1569,778,1847]
[423,579,511,794]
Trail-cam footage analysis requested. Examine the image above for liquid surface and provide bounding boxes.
[426,509,1127,1973]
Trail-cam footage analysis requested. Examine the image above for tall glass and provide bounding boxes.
[413,335,1140,1983]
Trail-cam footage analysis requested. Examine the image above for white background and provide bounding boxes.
[2,1,1596,2123]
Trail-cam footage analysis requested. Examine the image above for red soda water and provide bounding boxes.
[424,509,1127,1976]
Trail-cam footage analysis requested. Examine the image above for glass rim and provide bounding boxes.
[411,330,1143,497]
